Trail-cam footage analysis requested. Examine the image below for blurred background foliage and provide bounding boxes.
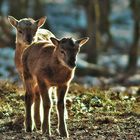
[0,0,140,87]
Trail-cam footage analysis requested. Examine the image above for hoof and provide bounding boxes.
[58,128,69,138]
[25,127,32,132]
[59,131,69,138]
[60,133,69,138]
[42,130,51,136]
[35,124,41,131]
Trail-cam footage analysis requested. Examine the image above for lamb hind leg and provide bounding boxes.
[57,85,69,137]
[37,79,52,135]
[34,86,41,130]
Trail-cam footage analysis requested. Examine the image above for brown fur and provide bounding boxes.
[8,16,55,80]
[22,37,89,137]
[8,16,55,133]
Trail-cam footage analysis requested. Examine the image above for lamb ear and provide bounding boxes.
[50,37,60,46]
[8,16,18,28]
[76,37,89,47]
[36,16,47,28]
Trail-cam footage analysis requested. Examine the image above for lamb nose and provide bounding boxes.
[27,35,32,44]
[69,61,76,68]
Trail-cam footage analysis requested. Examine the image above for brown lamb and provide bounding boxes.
[22,36,89,137]
[8,16,55,79]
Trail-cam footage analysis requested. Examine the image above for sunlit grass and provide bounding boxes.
[0,81,140,139]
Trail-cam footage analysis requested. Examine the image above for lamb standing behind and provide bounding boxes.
[8,16,55,79]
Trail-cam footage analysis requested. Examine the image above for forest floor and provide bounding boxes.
[0,81,140,140]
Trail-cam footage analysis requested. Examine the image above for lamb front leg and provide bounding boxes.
[24,84,34,132]
[57,85,69,137]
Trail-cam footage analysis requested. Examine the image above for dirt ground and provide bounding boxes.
[0,82,140,140]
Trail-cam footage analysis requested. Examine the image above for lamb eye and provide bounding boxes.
[60,50,65,55]
[61,39,67,43]
[18,30,23,34]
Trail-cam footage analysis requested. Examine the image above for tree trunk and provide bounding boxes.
[0,0,4,15]
[99,0,112,50]
[33,0,44,19]
[85,0,100,64]
[127,1,140,72]
[8,0,28,19]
